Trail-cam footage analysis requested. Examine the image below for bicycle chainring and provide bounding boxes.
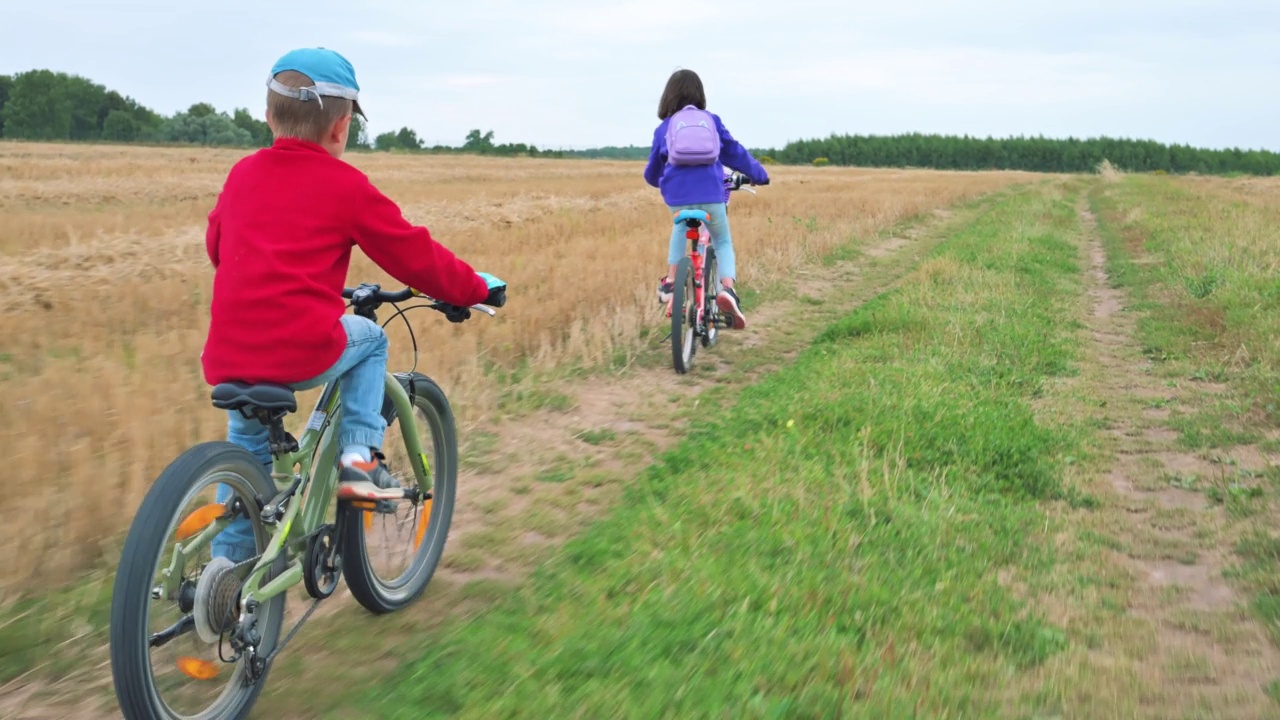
[303,524,341,600]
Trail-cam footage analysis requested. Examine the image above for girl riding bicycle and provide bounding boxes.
[643,68,770,329]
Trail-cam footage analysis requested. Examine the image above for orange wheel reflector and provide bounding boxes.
[363,510,373,530]
[177,656,220,680]
[349,501,376,510]
[414,499,433,549]
[175,504,226,541]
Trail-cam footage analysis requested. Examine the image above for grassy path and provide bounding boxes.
[352,180,1093,718]
[1011,175,1280,718]
[12,174,1276,718]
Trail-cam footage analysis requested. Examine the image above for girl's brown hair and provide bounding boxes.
[657,69,706,120]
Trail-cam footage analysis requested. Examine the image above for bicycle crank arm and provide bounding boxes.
[149,615,195,648]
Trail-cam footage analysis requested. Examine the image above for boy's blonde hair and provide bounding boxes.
[267,70,353,143]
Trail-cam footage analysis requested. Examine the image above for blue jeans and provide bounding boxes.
[211,314,390,561]
[668,202,735,284]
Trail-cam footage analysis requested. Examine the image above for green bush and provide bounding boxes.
[812,157,830,167]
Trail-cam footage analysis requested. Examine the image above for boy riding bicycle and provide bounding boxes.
[201,47,506,561]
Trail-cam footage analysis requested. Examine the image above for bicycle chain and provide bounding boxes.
[216,522,334,672]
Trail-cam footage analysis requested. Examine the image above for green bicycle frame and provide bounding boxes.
[160,372,431,607]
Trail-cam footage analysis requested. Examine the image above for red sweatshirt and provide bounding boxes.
[201,138,490,386]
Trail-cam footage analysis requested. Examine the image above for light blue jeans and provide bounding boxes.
[669,202,735,285]
[211,314,389,562]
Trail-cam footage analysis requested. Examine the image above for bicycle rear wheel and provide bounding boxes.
[339,373,457,614]
[671,256,697,374]
[109,442,285,720]
[701,247,719,349]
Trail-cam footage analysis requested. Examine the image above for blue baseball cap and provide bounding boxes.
[267,47,366,119]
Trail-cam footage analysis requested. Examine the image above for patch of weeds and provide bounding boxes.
[443,549,487,572]
[1169,411,1261,449]
[1188,366,1228,383]
[1079,529,1127,553]
[578,471,614,489]
[458,526,517,556]
[1165,473,1200,491]
[791,214,820,232]
[1182,267,1223,299]
[460,430,502,471]
[823,242,865,265]
[535,467,575,484]
[457,578,517,603]
[1205,481,1265,517]
[498,386,575,415]
[1055,485,1101,510]
[0,569,114,684]
[577,428,618,446]
[476,497,508,516]
[1266,679,1280,705]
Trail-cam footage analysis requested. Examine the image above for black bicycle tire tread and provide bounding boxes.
[339,373,458,614]
[671,257,695,374]
[702,247,718,349]
[110,441,281,720]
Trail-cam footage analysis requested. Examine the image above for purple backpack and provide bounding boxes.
[665,105,720,166]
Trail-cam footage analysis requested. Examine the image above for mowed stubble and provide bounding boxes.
[0,142,1034,595]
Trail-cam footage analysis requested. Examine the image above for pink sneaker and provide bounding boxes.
[716,287,746,329]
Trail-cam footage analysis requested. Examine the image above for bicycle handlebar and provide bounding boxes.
[342,283,497,320]
[342,285,416,304]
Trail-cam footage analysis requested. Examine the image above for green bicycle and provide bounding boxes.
[108,283,497,719]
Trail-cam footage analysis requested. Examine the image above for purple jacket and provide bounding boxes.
[643,111,769,207]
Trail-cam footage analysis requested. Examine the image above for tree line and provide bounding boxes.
[763,133,1280,176]
[0,69,545,156]
[2,69,1277,175]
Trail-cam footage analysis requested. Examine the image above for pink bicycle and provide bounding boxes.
[666,171,756,374]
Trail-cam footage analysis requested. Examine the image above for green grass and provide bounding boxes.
[362,184,1087,717]
[0,569,113,685]
[1091,174,1280,659]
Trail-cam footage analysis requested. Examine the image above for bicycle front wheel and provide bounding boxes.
[109,442,286,720]
[671,256,697,374]
[339,373,457,614]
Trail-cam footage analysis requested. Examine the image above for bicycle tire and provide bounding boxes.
[701,246,719,349]
[109,441,285,720]
[671,256,697,374]
[339,373,457,614]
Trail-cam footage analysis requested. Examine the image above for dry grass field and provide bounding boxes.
[0,142,1033,598]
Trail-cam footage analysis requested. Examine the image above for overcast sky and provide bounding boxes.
[4,1,1278,151]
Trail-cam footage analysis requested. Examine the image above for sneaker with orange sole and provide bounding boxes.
[337,453,404,512]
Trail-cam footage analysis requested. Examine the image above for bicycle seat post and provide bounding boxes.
[251,408,298,457]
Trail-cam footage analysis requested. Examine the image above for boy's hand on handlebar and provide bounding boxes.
[476,271,508,308]
[441,305,471,323]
